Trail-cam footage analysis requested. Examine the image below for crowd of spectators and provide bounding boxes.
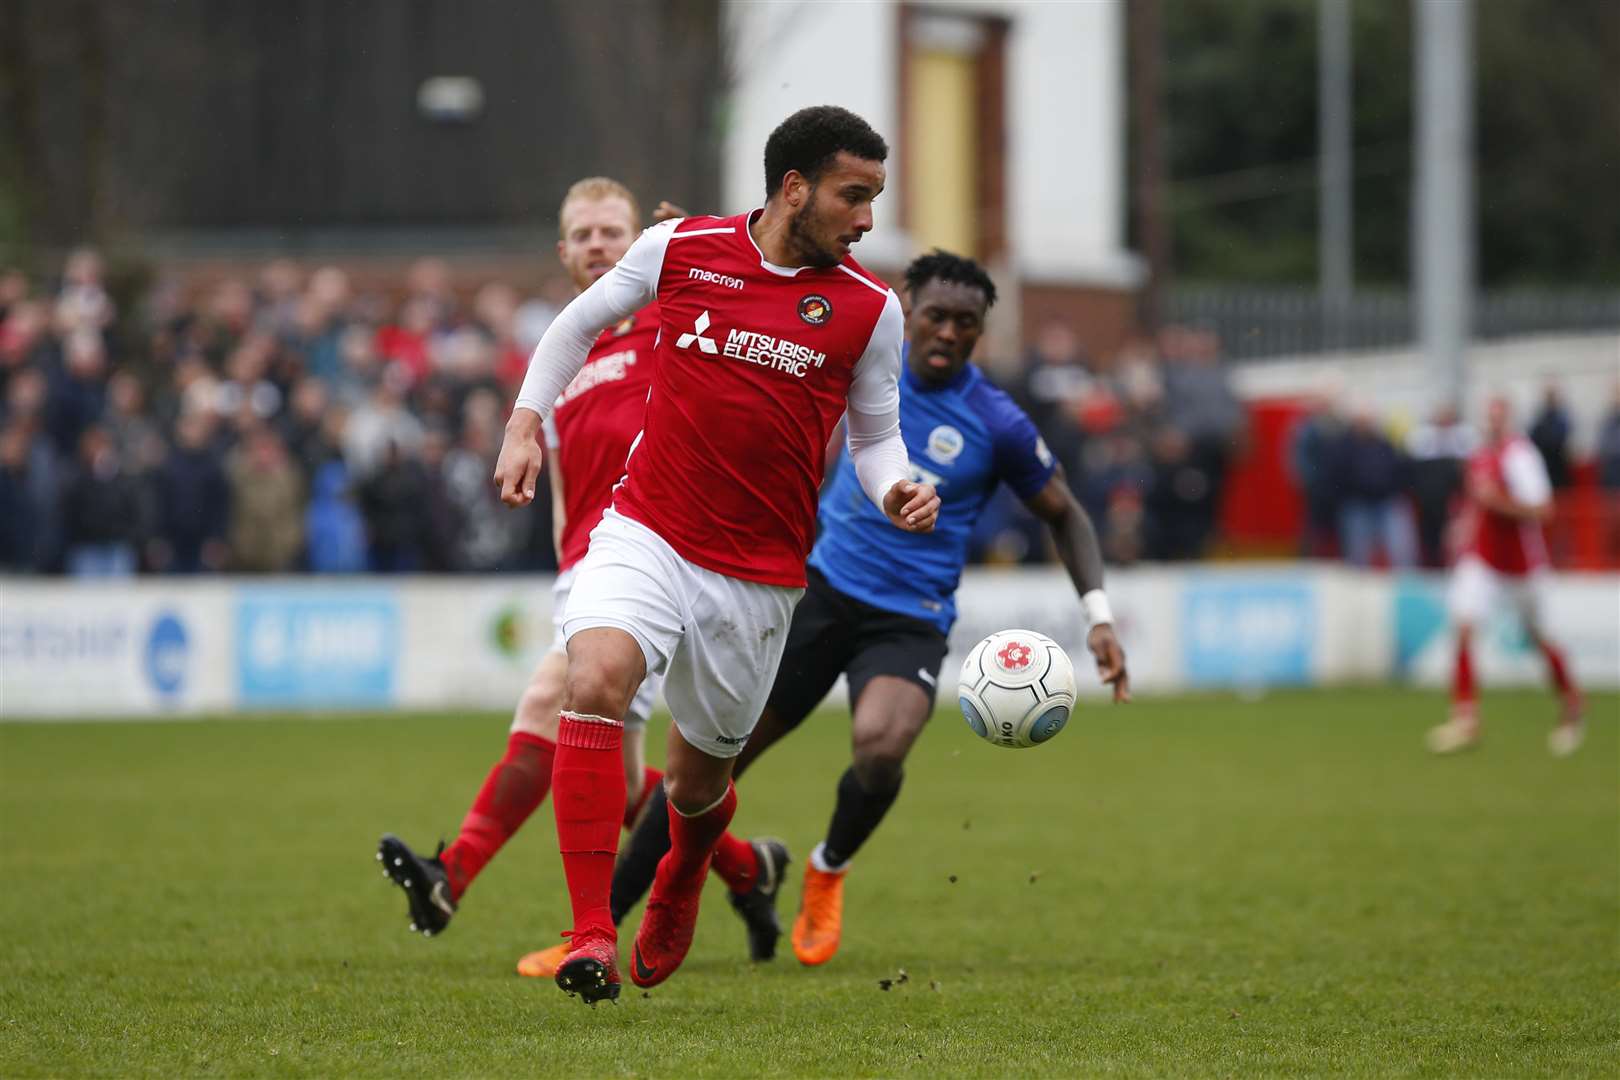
[7,248,1617,578]
[977,322,1247,566]
[0,249,1257,578]
[1289,380,1620,569]
[0,250,569,576]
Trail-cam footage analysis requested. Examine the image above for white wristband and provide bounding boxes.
[1081,589,1114,628]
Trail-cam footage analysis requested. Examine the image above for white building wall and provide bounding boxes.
[721,0,1138,285]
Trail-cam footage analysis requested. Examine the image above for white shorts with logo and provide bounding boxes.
[550,566,661,729]
[1447,553,1547,626]
[561,509,803,758]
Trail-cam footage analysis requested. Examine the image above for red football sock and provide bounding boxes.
[1540,640,1575,697]
[440,731,555,901]
[552,713,626,937]
[656,782,737,892]
[1452,631,1476,713]
[711,829,759,894]
[623,766,664,829]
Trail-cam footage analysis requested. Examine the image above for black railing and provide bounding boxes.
[1168,287,1620,361]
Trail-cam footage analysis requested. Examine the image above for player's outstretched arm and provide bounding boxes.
[1026,467,1130,702]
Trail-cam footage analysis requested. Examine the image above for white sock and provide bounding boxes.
[810,841,849,875]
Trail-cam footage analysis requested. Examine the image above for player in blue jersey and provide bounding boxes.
[599,250,1129,967]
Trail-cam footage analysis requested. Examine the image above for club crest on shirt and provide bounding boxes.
[611,315,637,336]
[926,424,965,466]
[797,294,832,326]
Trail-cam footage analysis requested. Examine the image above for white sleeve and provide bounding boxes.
[512,220,676,420]
[1502,440,1552,507]
[844,290,911,510]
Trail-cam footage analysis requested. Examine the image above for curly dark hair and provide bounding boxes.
[903,249,998,308]
[763,106,889,200]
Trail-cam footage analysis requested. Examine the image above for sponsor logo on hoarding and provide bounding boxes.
[236,591,397,706]
[1183,580,1314,686]
[144,612,189,697]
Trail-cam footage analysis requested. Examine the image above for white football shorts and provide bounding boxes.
[549,566,661,728]
[561,508,802,758]
[1447,553,1547,627]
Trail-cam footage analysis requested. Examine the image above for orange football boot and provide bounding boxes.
[791,862,846,966]
[516,940,571,979]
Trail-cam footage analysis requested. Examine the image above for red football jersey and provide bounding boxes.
[1457,435,1550,575]
[612,212,898,587]
[547,303,658,571]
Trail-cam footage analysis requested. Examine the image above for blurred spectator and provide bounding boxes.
[0,268,28,322]
[304,460,369,573]
[279,376,338,479]
[1334,404,1418,569]
[1143,427,1219,560]
[61,425,142,576]
[1598,385,1620,564]
[228,425,304,571]
[345,366,424,480]
[0,419,58,570]
[152,411,231,573]
[104,370,165,474]
[1289,390,1345,558]
[1528,382,1572,490]
[1013,320,1089,478]
[46,329,109,456]
[1406,404,1476,568]
[1149,327,1244,559]
[358,439,431,572]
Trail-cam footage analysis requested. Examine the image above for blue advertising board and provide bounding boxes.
[236,590,398,707]
[1183,578,1315,687]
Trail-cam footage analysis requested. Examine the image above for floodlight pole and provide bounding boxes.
[1318,0,1353,348]
[1414,0,1474,410]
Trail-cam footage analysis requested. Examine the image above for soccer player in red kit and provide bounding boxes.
[1427,395,1584,756]
[377,177,671,944]
[493,106,939,1004]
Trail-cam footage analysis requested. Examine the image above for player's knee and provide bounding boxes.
[851,746,905,794]
[564,659,635,721]
[511,680,564,739]
[664,771,728,817]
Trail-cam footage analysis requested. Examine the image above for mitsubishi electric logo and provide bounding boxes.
[676,310,719,354]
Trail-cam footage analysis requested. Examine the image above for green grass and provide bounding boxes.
[1,688,1615,1077]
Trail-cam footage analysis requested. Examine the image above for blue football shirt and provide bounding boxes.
[809,355,1057,634]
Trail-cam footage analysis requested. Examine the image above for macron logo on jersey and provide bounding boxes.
[688,267,745,290]
[676,311,719,355]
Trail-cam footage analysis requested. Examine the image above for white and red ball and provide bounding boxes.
[957,629,1077,749]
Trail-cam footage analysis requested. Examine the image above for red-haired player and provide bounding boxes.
[377,177,672,945]
[1427,396,1584,756]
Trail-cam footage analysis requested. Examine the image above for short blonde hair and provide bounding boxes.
[558,177,642,238]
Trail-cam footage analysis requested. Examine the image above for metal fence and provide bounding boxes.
[1169,287,1620,361]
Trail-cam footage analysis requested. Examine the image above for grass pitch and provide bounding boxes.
[1,688,1615,1077]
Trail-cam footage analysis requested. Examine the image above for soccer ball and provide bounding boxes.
[958,629,1077,749]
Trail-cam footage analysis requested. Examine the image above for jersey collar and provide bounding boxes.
[743,207,818,278]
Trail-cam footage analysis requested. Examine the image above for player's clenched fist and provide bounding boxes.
[883,480,939,533]
[494,412,545,507]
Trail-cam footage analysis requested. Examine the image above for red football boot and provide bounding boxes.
[553,927,620,1006]
[630,863,706,988]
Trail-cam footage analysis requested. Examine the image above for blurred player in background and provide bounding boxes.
[603,250,1130,970]
[1428,395,1584,756]
[376,177,670,942]
[493,105,938,1004]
